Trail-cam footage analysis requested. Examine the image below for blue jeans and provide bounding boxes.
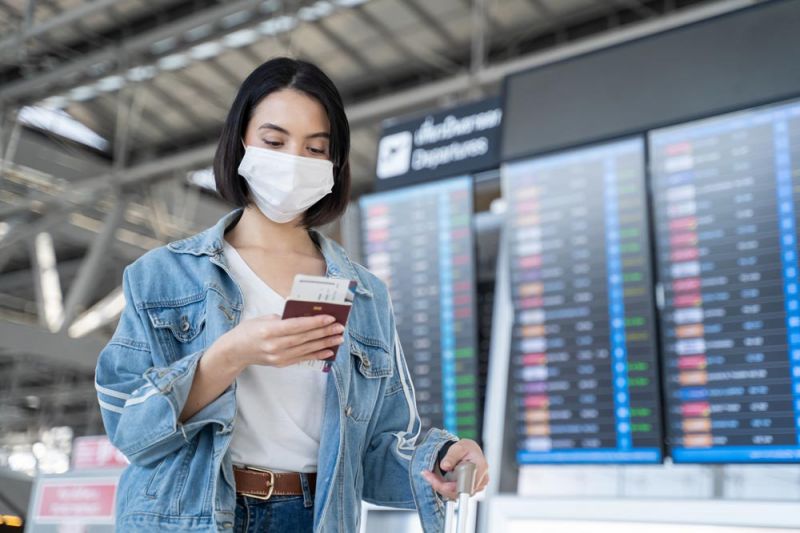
[233,473,315,533]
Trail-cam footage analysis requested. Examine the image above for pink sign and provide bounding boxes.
[71,436,128,470]
[35,478,117,523]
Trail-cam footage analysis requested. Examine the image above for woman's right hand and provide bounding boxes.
[212,314,345,371]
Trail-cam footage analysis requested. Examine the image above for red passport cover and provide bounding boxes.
[281,300,352,371]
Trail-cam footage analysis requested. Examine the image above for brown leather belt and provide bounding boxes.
[233,466,316,500]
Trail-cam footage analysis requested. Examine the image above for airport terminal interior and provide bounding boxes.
[1,0,800,531]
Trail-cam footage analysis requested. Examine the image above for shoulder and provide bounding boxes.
[122,241,209,307]
[124,244,184,285]
[352,261,389,299]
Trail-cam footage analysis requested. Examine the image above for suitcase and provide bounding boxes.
[443,462,478,533]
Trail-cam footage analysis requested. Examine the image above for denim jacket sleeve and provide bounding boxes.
[361,322,458,533]
[94,265,234,467]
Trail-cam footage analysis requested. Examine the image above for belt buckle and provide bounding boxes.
[244,465,275,501]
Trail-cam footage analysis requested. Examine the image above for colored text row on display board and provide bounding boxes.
[503,138,663,464]
[359,176,481,440]
[651,98,800,463]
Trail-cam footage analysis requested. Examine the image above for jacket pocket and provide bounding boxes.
[349,334,393,379]
[144,455,169,499]
[145,293,207,360]
[347,336,393,422]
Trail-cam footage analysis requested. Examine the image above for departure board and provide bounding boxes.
[359,177,480,440]
[651,98,800,463]
[503,138,663,464]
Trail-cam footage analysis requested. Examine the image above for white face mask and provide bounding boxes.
[238,144,334,224]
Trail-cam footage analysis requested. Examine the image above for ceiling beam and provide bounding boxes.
[351,4,461,75]
[3,0,124,48]
[399,0,461,51]
[61,198,126,329]
[0,0,339,106]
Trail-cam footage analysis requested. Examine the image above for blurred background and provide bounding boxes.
[1,0,800,531]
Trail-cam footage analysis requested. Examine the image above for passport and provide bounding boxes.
[281,274,357,372]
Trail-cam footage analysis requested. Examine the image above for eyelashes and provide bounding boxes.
[261,139,327,155]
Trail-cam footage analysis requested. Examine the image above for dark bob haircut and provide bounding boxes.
[213,57,350,228]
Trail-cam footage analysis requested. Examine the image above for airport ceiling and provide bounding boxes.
[0,0,748,438]
[0,0,735,185]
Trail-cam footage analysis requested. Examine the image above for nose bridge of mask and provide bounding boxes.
[243,147,299,194]
[244,145,332,182]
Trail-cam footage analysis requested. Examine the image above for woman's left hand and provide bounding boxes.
[421,439,489,500]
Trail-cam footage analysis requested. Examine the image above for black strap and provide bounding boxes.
[436,440,457,472]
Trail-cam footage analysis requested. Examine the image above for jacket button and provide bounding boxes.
[345,406,352,417]
[362,359,370,368]
[180,316,190,332]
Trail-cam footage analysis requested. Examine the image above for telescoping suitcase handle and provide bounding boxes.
[443,461,477,533]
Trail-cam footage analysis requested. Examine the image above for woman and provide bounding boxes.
[95,57,488,533]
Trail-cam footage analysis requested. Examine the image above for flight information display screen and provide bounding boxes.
[651,98,800,463]
[503,138,663,464]
[359,176,480,440]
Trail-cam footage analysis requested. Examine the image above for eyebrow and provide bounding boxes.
[258,122,330,140]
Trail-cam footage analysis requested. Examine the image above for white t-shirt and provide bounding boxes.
[223,239,328,473]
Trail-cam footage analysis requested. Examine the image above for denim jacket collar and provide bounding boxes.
[166,208,373,298]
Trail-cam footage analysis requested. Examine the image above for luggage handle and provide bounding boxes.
[443,462,477,533]
[443,461,477,495]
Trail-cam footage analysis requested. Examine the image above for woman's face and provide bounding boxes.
[243,88,331,161]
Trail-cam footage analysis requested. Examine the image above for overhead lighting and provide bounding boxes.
[189,41,223,60]
[8,451,36,474]
[69,84,97,102]
[258,15,296,36]
[223,28,260,48]
[0,222,8,240]
[68,286,125,338]
[157,53,190,71]
[127,64,157,82]
[299,1,334,22]
[96,74,125,92]
[187,167,217,191]
[18,106,109,151]
[34,232,64,333]
[41,95,69,109]
[31,0,371,114]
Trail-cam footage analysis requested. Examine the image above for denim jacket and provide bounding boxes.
[94,208,457,532]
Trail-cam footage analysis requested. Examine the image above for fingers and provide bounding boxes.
[440,441,469,472]
[475,471,489,493]
[269,314,337,337]
[423,468,488,499]
[439,439,490,496]
[278,325,345,355]
[291,347,337,366]
[421,470,457,501]
[283,334,344,361]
